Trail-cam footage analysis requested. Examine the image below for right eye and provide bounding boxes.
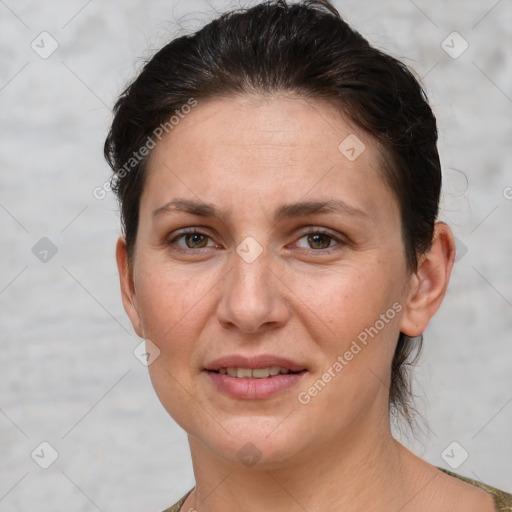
[167,229,220,252]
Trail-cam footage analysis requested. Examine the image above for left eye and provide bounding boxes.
[295,231,339,251]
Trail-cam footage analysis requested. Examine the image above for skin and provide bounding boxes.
[116,95,494,511]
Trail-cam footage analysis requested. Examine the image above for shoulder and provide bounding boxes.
[438,467,512,511]
[160,488,194,512]
[159,475,512,512]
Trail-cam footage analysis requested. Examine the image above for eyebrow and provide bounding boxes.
[152,198,370,222]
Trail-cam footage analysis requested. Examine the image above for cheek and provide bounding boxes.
[291,266,403,428]
[134,263,216,430]
[133,260,215,353]
[288,260,404,342]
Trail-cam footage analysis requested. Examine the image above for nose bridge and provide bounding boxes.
[217,239,288,333]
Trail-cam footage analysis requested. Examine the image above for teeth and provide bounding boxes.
[252,368,270,378]
[216,367,293,378]
[237,368,252,378]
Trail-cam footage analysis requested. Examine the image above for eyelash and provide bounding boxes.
[167,227,345,255]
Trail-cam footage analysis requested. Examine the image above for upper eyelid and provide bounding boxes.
[170,225,342,237]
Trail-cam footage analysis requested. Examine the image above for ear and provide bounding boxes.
[399,222,456,337]
[116,236,144,338]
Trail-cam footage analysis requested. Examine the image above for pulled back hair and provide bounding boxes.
[104,0,441,426]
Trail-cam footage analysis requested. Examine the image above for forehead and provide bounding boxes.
[150,94,372,162]
[142,94,397,224]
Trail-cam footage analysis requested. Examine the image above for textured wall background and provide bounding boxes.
[1,0,511,510]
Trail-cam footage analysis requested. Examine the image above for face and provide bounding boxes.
[117,94,443,469]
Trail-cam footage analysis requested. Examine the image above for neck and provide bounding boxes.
[183,409,416,512]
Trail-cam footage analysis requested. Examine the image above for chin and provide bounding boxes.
[200,415,314,470]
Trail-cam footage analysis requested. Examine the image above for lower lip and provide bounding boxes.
[205,370,307,399]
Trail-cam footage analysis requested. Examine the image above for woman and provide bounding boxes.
[104,1,512,510]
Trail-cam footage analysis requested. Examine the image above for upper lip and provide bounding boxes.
[204,354,307,372]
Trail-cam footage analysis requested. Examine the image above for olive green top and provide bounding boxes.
[161,468,512,512]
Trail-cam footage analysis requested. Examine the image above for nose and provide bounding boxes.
[216,247,290,334]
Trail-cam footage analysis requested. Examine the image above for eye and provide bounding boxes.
[167,227,346,255]
[168,229,218,251]
[294,229,344,253]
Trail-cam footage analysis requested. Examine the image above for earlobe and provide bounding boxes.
[399,222,456,337]
[115,236,144,337]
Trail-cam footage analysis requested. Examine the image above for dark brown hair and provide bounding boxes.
[104,0,440,426]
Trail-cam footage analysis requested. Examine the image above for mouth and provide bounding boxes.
[203,354,308,399]
[203,356,308,399]
[206,366,306,379]
[204,354,307,373]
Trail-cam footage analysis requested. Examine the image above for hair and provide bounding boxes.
[104,0,441,427]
